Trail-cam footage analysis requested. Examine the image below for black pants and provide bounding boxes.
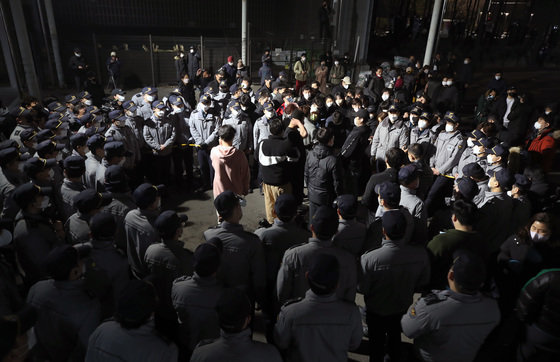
[197,147,214,189]
[150,154,171,186]
[366,311,403,362]
[425,175,453,217]
[172,146,193,187]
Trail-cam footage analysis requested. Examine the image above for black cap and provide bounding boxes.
[486,144,507,157]
[214,190,241,218]
[494,169,513,190]
[141,87,158,95]
[388,104,399,113]
[63,155,86,172]
[200,93,212,105]
[108,110,127,122]
[12,183,51,209]
[398,163,419,185]
[78,91,92,99]
[86,134,106,150]
[355,109,369,120]
[462,162,485,179]
[375,181,401,205]
[122,100,137,113]
[274,194,298,219]
[168,95,183,106]
[70,133,87,148]
[311,206,339,240]
[73,189,112,214]
[470,129,485,140]
[133,183,163,209]
[104,165,129,192]
[44,119,63,130]
[115,280,157,327]
[154,210,188,238]
[36,140,64,156]
[456,177,478,201]
[451,249,486,292]
[307,253,339,294]
[444,111,459,124]
[152,100,166,110]
[19,129,37,143]
[47,101,65,112]
[194,237,222,277]
[382,210,407,240]
[514,174,531,191]
[216,288,252,333]
[104,141,130,159]
[90,212,116,239]
[64,94,79,104]
[111,89,125,96]
[410,106,422,115]
[84,124,107,138]
[336,194,357,219]
[24,157,56,178]
[0,147,20,167]
[44,245,79,280]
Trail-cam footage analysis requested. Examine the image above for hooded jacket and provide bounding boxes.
[304,144,342,205]
[210,145,250,197]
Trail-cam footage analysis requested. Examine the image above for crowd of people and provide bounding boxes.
[0,46,558,362]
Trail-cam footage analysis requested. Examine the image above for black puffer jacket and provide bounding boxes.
[517,268,560,336]
[304,144,343,205]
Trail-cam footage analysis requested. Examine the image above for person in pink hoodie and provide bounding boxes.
[210,125,250,198]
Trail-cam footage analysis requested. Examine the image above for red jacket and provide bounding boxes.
[528,128,555,153]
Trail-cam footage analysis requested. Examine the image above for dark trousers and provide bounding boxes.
[150,154,171,186]
[425,175,453,217]
[172,146,193,187]
[366,311,403,362]
[197,147,214,188]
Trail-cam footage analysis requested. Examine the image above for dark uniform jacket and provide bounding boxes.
[304,144,343,206]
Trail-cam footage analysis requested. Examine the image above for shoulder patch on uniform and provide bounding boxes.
[410,307,416,316]
[282,297,303,307]
[424,292,447,305]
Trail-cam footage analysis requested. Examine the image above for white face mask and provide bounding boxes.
[446,80,453,86]
[530,230,549,242]
[467,138,474,148]
[534,121,542,130]
[352,106,359,113]
[311,104,318,113]
[228,62,234,66]
[418,120,428,129]
[155,109,164,117]
[48,168,55,180]
[334,61,339,65]
[495,75,501,80]
[507,190,512,197]
[40,196,50,210]
[202,105,210,112]
[264,111,273,119]
[326,101,333,108]
[116,95,125,102]
[445,124,454,132]
[182,78,189,84]
[442,81,447,86]
[125,110,135,118]
[487,154,495,165]
[342,84,349,89]
[231,109,239,117]
[147,95,156,103]
[301,57,306,62]
[84,99,92,106]
[353,118,361,127]
[55,153,62,161]
[303,93,310,100]
[473,145,482,155]
[487,180,494,189]
[381,94,389,101]
[464,60,469,64]
[388,114,398,122]
[190,49,194,53]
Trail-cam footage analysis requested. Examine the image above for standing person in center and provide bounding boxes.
[258,118,303,224]
[210,125,250,199]
[305,127,343,224]
[293,53,311,95]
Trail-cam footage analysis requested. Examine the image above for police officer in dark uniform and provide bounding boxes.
[168,95,194,190]
[401,250,500,362]
[172,238,223,355]
[204,191,266,307]
[103,165,136,251]
[60,155,86,221]
[65,189,112,244]
[190,288,282,362]
[274,254,363,362]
